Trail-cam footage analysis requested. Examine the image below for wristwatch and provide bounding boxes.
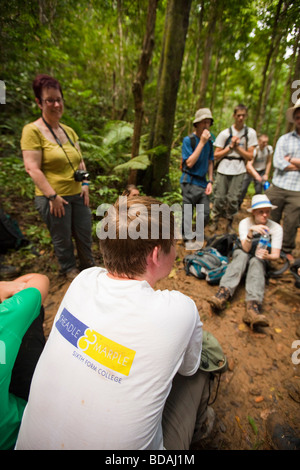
[48,194,57,201]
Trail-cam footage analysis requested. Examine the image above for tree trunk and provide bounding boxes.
[150,0,192,196]
[128,0,158,185]
[196,0,219,108]
[253,0,284,128]
[256,33,281,134]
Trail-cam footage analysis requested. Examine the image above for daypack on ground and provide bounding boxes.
[0,207,29,254]
[184,247,228,285]
[205,233,239,258]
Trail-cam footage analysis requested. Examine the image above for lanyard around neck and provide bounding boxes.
[42,116,82,171]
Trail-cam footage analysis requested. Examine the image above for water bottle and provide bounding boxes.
[263,181,270,191]
[255,232,270,259]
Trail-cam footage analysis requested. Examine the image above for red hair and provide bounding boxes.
[32,74,63,103]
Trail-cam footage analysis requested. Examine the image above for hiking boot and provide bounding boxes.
[208,286,231,311]
[0,264,20,280]
[243,301,269,329]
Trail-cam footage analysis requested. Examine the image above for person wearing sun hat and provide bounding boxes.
[265,98,300,263]
[208,194,283,330]
[180,108,214,250]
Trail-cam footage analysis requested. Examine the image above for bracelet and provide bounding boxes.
[288,155,292,163]
[246,235,253,243]
[208,180,213,184]
[82,182,90,186]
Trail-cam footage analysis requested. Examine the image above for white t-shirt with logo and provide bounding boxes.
[16,267,202,450]
[214,125,258,175]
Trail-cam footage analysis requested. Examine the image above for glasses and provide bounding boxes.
[41,98,64,105]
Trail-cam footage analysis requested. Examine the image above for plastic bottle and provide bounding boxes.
[263,181,270,191]
[255,232,270,259]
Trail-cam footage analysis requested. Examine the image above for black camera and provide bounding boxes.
[74,170,90,182]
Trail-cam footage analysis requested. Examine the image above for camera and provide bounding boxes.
[74,170,90,182]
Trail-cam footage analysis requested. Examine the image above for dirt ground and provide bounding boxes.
[9,198,300,451]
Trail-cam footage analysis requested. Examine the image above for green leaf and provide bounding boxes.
[114,154,150,172]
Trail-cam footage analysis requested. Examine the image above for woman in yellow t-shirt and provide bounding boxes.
[21,74,94,277]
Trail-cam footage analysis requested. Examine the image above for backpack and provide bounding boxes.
[205,233,239,258]
[224,126,248,150]
[289,258,300,288]
[184,247,228,285]
[0,207,29,254]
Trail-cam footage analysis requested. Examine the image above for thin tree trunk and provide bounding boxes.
[256,33,281,134]
[196,0,219,108]
[253,0,284,127]
[150,0,192,196]
[128,0,158,185]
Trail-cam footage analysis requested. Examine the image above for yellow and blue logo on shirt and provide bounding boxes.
[56,308,135,376]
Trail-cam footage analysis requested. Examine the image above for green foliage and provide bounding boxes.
[1,0,299,202]
[0,157,34,199]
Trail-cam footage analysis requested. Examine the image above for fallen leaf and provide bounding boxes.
[247,415,258,435]
[168,268,177,279]
[274,328,282,333]
[255,396,264,403]
[260,409,276,421]
[238,323,248,331]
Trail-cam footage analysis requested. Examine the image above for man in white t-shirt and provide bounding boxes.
[211,104,258,233]
[16,196,214,450]
[239,134,273,207]
[208,195,282,329]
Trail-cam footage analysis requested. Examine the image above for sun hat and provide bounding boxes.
[193,108,214,125]
[247,194,277,212]
[199,331,227,374]
[286,98,300,123]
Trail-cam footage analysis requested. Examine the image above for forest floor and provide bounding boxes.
[4,196,300,451]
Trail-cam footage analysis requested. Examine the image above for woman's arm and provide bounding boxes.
[23,150,68,217]
[0,273,49,303]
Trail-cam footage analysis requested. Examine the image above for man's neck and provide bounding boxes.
[233,123,245,132]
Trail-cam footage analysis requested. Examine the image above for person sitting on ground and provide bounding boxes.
[208,195,282,330]
[16,196,215,450]
[0,273,49,450]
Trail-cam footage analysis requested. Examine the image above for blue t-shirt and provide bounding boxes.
[180,134,214,188]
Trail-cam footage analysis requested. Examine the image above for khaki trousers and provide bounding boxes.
[162,370,210,450]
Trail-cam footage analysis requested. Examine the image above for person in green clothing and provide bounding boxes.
[0,273,49,450]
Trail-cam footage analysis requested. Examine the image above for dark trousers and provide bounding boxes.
[10,307,45,401]
[181,183,210,241]
[239,169,266,206]
[266,185,300,253]
[35,194,94,273]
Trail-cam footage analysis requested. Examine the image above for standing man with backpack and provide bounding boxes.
[180,108,214,250]
[210,104,258,233]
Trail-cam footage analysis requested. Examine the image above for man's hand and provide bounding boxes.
[200,129,211,145]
